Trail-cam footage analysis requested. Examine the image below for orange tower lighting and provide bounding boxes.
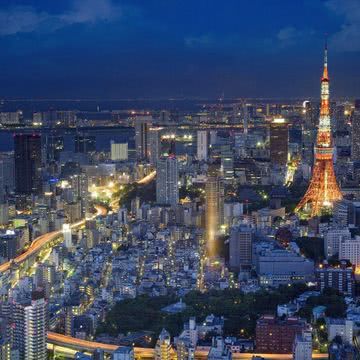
[295,42,342,217]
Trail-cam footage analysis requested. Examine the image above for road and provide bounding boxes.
[47,333,328,359]
[0,170,157,274]
[0,204,106,274]
[47,332,155,358]
[137,171,156,185]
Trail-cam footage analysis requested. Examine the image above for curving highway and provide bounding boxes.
[137,170,156,185]
[48,332,155,358]
[47,332,328,359]
[0,204,106,274]
[0,170,156,274]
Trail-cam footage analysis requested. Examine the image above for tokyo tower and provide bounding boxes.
[295,43,342,217]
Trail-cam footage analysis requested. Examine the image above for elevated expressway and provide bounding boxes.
[47,332,328,359]
[0,171,156,279]
[0,205,107,287]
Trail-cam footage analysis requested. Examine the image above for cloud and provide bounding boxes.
[326,0,360,51]
[60,0,122,24]
[0,0,123,36]
[277,27,298,42]
[276,26,313,47]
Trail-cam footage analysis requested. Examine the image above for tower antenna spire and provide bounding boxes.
[323,34,329,79]
[324,35,328,68]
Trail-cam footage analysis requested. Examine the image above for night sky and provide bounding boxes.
[1,0,360,99]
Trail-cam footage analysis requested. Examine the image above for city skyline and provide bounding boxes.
[1,2,360,359]
[0,0,360,98]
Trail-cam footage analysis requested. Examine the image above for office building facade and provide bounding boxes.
[14,134,42,195]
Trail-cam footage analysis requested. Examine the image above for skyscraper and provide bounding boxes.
[270,118,289,167]
[205,165,224,257]
[229,227,253,270]
[156,155,179,206]
[220,144,234,181]
[296,43,342,217]
[9,290,48,360]
[0,154,14,202]
[135,115,152,160]
[45,134,64,161]
[149,126,163,165]
[197,131,208,161]
[24,292,47,360]
[243,102,249,135]
[351,102,360,162]
[14,134,42,195]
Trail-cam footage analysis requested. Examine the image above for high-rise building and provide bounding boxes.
[0,203,9,225]
[12,301,26,358]
[111,141,128,161]
[24,292,47,360]
[118,208,128,225]
[205,165,224,257]
[270,118,288,166]
[220,144,234,181]
[229,227,253,270]
[69,173,89,215]
[197,131,208,161]
[296,44,342,217]
[135,116,152,160]
[64,201,82,223]
[156,155,179,206]
[74,135,96,153]
[0,233,17,260]
[10,291,48,360]
[324,228,351,258]
[149,127,163,165]
[62,224,72,248]
[14,134,42,195]
[303,101,320,130]
[0,154,15,201]
[243,103,249,135]
[351,106,360,161]
[45,134,64,161]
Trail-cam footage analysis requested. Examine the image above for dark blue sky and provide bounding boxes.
[0,0,360,99]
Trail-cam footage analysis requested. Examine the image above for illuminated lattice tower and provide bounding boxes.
[295,43,342,217]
